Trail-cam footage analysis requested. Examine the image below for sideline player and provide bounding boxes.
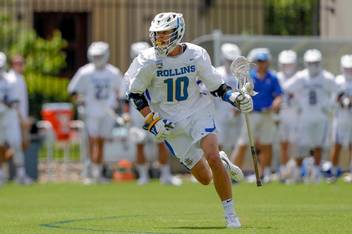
[285,49,337,183]
[232,48,282,183]
[7,55,30,152]
[125,12,252,228]
[0,52,29,185]
[330,54,352,182]
[276,50,298,182]
[68,42,124,183]
[214,43,243,154]
[129,41,182,186]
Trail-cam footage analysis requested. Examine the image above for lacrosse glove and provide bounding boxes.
[224,90,253,113]
[143,112,175,141]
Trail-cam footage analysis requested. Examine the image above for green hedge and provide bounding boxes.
[25,73,70,119]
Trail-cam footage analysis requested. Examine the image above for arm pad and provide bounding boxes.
[210,83,232,101]
[128,92,149,111]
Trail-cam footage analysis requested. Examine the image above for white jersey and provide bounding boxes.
[284,69,337,116]
[334,74,352,122]
[125,43,223,122]
[277,71,297,111]
[6,70,29,119]
[0,72,17,115]
[68,63,123,118]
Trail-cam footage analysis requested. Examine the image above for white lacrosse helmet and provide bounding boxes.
[341,54,352,69]
[341,54,352,80]
[221,43,241,61]
[130,42,151,59]
[278,50,297,77]
[0,52,6,71]
[149,12,185,56]
[304,49,322,77]
[278,50,297,64]
[303,49,322,63]
[87,41,109,68]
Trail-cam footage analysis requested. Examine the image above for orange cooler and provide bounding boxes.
[41,103,73,141]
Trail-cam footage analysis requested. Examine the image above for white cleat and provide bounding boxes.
[15,175,33,185]
[225,214,241,228]
[220,151,244,182]
[160,176,182,186]
[137,176,150,185]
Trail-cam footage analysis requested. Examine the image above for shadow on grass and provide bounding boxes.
[168,226,226,230]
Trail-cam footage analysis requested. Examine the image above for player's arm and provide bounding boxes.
[271,76,283,113]
[68,68,86,105]
[197,48,252,113]
[126,57,174,140]
[210,83,252,113]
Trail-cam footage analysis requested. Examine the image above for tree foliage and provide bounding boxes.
[0,12,69,118]
[264,0,320,35]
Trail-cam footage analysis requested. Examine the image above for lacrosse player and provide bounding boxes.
[125,12,253,228]
[0,52,30,185]
[7,55,30,151]
[276,50,298,182]
[330,54,352,181]
[285,49,337,183]
[214,43,243,154]
[232,48,282,183]
[129,41,182,186]
[68,42,124,184]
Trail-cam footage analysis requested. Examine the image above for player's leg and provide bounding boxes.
[231,144,247,168]
[190,157,212,185]
[157,142,182,186]
[259,144,273,183]
[258,112,275,183]
[200,134,241,228]
[280,140,290,178]
[0,145,6,186]
[86,116,104,182]
[135,143,150,185]
[312,146,322,183]
[5,110,31,184]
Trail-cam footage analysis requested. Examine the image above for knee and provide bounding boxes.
[206,153,222,169]
[197,174,212,185]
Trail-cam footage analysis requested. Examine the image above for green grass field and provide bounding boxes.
[0,181,351,234]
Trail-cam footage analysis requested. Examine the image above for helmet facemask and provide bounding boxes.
[149,13,185,56]
[87,42,110,69]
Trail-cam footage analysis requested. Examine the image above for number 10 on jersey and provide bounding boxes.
[164,76,189,102]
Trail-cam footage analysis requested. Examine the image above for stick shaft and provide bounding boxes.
[244,113,262,187]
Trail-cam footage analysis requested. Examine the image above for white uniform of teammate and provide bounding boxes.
[127,43,221,168]
[0,73,21,151]
[214,43,242,152]
[286,68,337,152]
[277,50,298,145]
[6,70,28,121]
[332,56,352,147]
[0,52,29,184]
[68,63,123,138]
[330,55,352,179]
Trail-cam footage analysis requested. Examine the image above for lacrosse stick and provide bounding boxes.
[230,56,262,187]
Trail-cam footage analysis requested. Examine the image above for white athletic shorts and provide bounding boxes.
[278,109,298,143]
[86,114,115,138]
[0,109,22,148]
[163,107,217,170]
[238,111,275,145]
[295,112,329,151]
[216,114,242,151]
[332,111,352,147]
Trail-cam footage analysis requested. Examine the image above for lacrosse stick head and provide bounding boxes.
[230,56,257,96]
